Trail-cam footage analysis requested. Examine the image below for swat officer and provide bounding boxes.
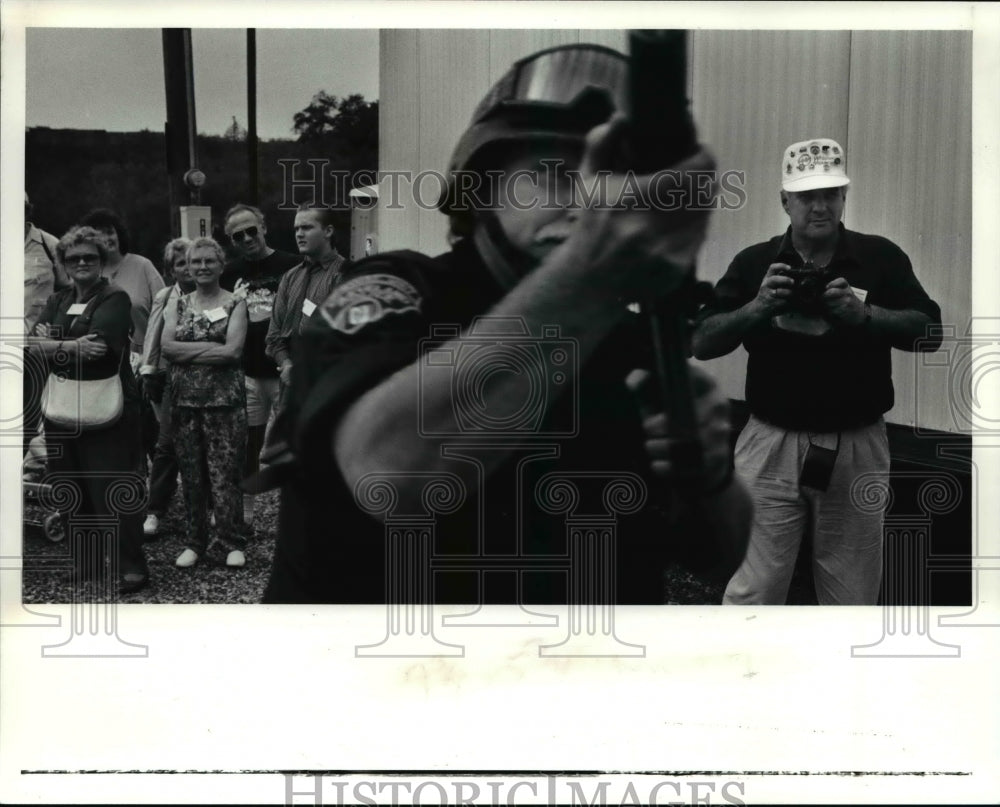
[265,44,750,604]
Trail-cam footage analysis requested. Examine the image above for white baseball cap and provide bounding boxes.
[781,138,850,192]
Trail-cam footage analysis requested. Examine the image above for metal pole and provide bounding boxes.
[247,29,259,206]
[162,28,196,235]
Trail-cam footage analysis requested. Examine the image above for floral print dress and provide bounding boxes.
[169,294,248,557]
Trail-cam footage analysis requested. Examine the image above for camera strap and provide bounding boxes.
[800,431,841,492]
[807,431,841,453]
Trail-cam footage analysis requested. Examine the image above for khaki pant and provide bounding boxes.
[723,415,890,605]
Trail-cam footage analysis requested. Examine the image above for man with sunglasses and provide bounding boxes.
[220,204,300,525]
[265,43,750,605]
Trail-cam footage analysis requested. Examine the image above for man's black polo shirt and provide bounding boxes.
[701,225,941,432]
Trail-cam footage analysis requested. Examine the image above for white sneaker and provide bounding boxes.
[143,513,159,536]
[242,494,254,525]
[226,550,246,568]
[175,549,199,568]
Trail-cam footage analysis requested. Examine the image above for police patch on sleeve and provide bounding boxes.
[318,273,423,335]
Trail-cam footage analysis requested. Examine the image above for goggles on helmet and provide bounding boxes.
[440,44,628,215]
[473,44,628,124]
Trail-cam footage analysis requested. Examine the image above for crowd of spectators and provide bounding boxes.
[23,200,336,594]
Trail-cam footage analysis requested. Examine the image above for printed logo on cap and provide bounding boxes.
[781,137,849,191]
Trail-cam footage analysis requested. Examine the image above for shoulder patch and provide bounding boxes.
[318,273,423,335]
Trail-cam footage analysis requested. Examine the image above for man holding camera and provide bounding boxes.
[692,138,942,605]
[264,43,751,604]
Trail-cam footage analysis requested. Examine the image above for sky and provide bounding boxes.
[25,28,379,141]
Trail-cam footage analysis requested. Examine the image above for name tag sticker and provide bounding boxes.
[204,307,228,323]
[302,299,317,317]
[850,286,869,302]
[67,303,87,315]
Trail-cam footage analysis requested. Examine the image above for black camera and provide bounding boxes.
[776,262,834,314]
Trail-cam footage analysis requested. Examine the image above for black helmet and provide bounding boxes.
[438,44,628,216]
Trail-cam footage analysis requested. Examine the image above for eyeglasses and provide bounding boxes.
[228,226,259,243]
[66,255,101,266]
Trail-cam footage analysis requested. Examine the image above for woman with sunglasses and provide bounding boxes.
[78,209,164,369]
[161,237,249,568]
[29,226,149,594]
[79,209,165,471]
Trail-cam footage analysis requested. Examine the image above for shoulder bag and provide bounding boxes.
[40,287,125,430]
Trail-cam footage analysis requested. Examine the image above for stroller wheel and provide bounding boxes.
[43,512,66,543]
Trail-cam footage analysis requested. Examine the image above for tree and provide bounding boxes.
[292,91,378,149]
[292,90,338,141]
[223,116,246,141]
[24,91,378,263]
[290,91,379,217]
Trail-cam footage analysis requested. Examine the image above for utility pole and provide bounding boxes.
[247,29,259,207]
[162,29,198,236]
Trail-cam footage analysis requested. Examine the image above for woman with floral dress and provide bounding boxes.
[161,237,249,568]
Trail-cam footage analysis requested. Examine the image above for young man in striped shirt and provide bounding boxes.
[265,205,347,390]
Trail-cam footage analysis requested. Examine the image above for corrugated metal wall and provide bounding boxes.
[689,30,854,407]
[845,31,972,431]
[379,30,972,432]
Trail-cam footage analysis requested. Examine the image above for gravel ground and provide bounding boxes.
[23,485,812,605]
[22,489,279,604]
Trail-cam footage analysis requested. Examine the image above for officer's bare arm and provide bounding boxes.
[333,233,648,516]
[334,134,713,518]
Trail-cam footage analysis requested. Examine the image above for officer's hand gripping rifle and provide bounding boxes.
[628,29,715,488]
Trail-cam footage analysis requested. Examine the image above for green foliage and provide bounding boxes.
[291,91,378,178]
[292,90,340,140]
[293,91,376,142]
[223,116,247,142]
[26,129,172,263]
[25,92,378,269]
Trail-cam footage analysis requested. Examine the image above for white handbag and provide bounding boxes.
[41,371,123,430]
[40,285,126,430]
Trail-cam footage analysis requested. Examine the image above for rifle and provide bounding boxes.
[628,29,715,487]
